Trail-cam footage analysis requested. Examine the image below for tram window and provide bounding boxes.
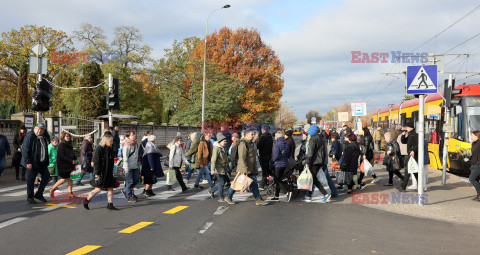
[456,105,464,140]
[467,107,480,134]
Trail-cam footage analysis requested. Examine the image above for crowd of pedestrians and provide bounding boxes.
[4,120,480,209]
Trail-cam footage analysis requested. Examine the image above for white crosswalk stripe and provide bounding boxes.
[185,189,211,200]
[0,184,26,193]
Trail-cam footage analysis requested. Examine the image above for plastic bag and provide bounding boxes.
[166,168,177,185]
[317,169,329,187]
[408,156,419,173]
[231,172,253,194]
[297,167,313,190]
[364,160,374,176]
[331,161,340,170]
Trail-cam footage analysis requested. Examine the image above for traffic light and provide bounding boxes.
[106,78,120,110]
[444,79,461,108]
[32,78,53,112]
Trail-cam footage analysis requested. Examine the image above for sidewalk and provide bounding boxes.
[337,164,480,226]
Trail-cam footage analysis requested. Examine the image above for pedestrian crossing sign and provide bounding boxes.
[406,65,437,94]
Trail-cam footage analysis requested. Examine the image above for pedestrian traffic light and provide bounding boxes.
[32,78,53,112]
[106,78,120,110]
[444,79,461,108]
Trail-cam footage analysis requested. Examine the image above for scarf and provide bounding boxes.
[125,138,137,147]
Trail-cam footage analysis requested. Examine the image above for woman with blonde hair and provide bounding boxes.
[83,134,119,210]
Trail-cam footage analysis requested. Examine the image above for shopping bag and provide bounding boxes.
[408,157,419,174]
[166,168,177,185]
[364,160,374,176]
[359,161,365,173]
[70,165,82,180]
[331,160,340,170]
[317,169,329,187]
[297,167,313,190]
[231,172,253,194]
[335,171,345,185]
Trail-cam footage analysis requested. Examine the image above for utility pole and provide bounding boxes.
[35,41,42,123]
[108,73,113,127]
[418,94,425,205]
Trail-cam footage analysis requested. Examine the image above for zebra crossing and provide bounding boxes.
[0,179,331,204]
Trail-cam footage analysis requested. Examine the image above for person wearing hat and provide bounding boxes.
[208,133,230,202]
[400,122,419,191]
[21,123,51,204]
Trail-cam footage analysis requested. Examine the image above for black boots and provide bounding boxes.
[83,198,90,210]
[107,203,119,210]
[145,189,155,196]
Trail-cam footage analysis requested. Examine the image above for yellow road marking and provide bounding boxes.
[163,206,189,214]
[32,203,76,209]
[118,222,154,234]
[66,245,101,255]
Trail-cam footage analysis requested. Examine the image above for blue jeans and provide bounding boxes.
[211,174,228,198]
[0,156,6,177]
[195,166,213,187]
[124,169,140,199]
[227,173,261,200]
[185,165,194,180]
[323,164,338,195]
[75,172,93,184]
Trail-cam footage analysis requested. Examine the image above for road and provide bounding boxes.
[0,179,479,255]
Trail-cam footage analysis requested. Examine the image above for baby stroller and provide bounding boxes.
[266,162,300,199]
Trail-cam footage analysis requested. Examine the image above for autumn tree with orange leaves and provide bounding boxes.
[192,27,284,123]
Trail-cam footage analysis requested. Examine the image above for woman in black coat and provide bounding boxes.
[383,132,404,186]
[49,132,77,199]
[357,127,379,188]
[341,133,360,193]
[83,134,119,210]
[12,128,26,180]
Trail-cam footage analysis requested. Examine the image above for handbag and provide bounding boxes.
[331,160,341,170]
[392,156,401,170]
[231,172,253,194]
[408,156,419,173]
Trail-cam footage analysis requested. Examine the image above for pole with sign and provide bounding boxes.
[406,65,437,205]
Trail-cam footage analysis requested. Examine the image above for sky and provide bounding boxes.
[3,0,480,121]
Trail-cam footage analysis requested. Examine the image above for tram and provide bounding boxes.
[371,84,480,173]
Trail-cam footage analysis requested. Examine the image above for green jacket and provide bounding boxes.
[211,142,228,175]
[184,139,200,169]
[48,143,57,176]
[236,138,258,175]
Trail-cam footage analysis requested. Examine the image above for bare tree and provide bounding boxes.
[275,104,297,129]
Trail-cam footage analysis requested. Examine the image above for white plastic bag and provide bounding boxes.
[408,156,419,174]
[317,169,329,187]
[364,160,374,176]
[297,167,313,190]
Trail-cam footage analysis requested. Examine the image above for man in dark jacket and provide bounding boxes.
[305,125,330,202]
[22,123,51,204]
[400,122,419,191]
[112,125,120,157]
[257,125,273,188]
[0,130,11,182]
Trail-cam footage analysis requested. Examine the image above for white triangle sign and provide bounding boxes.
[409,66,435,90]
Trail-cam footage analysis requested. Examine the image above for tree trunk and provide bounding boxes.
[16,61,29,111]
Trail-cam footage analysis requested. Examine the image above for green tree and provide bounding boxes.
[306,110,321,123]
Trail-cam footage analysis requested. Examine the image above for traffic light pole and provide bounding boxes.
[418,94,425,205]
[36,42,42,123]
[441,74,453,185]
[108,73,113,127]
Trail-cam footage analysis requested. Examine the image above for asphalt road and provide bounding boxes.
[0,179,479,255]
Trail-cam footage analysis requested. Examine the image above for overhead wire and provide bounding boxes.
[45,78,107,90]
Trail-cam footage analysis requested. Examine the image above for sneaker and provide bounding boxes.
[322,194,331,203]
[33,194,47,203]
[407,185,417,190]
[255,198,268,206]
[128,198,137,203]
[208,190,215,199]
[301,195,308,201]
[27,198,37,204]
[269,197,280,202]
[202,180,208,184]
[225,197,236,205]
[218,198,225,203]
[286,192,293,202]
[371,178,379,184]
[305,197,312,203]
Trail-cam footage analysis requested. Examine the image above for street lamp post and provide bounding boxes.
[202,4,230,133]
